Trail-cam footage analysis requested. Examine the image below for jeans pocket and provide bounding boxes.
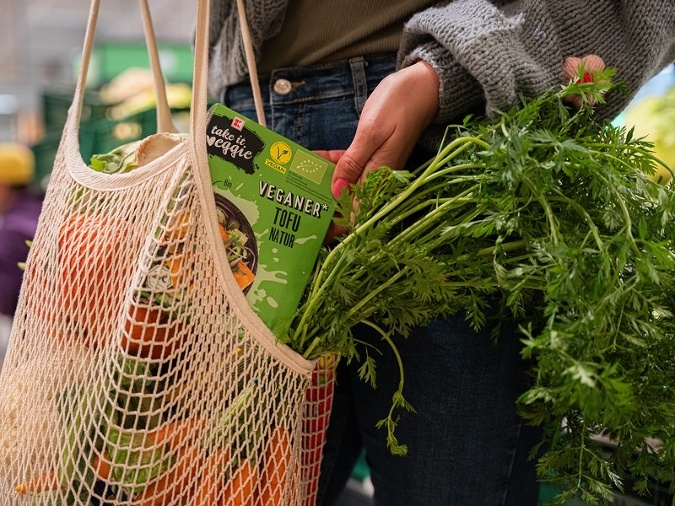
[349,57,368,116]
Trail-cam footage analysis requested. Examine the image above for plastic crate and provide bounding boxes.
[41,88,111,132]
[32,108,161,186]
[31,131,60,188]
[87,108,157,157]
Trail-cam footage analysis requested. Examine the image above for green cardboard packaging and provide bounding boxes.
[206,104,336,335]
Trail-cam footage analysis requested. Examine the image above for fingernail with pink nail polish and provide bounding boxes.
[332,178,350,199]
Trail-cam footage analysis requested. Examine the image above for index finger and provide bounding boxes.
[313,150,345,165]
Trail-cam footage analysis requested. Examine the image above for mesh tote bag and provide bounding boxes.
[0,0,334,504]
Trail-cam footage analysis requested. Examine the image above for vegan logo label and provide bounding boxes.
[265,141,293,174]
[270,142,292,164]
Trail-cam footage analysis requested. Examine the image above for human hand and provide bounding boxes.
[328,60,440,199]
[316,60,439,242]
[313,150,348,243]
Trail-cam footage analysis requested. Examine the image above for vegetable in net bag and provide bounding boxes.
[0,1,324,504]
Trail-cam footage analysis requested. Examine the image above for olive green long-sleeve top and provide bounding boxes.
[255,0,436,73]
[207,0,675,128]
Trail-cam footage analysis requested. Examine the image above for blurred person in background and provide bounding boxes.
[0,143,43,362]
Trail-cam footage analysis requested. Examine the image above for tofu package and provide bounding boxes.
[206,104,336,336]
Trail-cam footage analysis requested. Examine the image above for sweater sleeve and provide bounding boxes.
[398,0,675,125]
[207,0,289,98]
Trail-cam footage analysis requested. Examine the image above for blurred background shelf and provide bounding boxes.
[0,0,196,145]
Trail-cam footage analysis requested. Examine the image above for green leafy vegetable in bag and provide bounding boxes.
[89,140,142,174]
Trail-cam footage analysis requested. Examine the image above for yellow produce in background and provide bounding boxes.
[623,82,675,185]
[99,67,192,120]
[106,82,192,120]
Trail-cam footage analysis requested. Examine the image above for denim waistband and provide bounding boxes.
[221,52,398,112]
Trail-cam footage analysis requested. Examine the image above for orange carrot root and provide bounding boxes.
[93,450,113,481]
[146,417,208,450]
[15,470,59,494]
[257,426,291,506]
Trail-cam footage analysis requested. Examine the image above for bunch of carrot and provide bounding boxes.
[16,416,292,506]
[57,207,190,359]
[17,132,322,506]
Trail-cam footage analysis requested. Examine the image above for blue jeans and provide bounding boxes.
[222,53,542,506]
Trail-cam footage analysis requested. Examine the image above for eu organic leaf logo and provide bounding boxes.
[289,151,328,184]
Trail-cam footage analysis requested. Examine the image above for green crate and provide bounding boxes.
[31,131,60,188]
[31,127,100,188]
[89,41,194,86]
[32,108,159,186]
[86,109,156,158]
[41,88,111,132]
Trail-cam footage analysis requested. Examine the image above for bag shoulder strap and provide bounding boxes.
[235,0,266,127]
[71,0,175,133]
[69,0,310,373]
[139,0,177,133]
[191,0,312,374]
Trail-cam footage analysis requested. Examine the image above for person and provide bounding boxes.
[0,143,43,361]
[206,1,675,504]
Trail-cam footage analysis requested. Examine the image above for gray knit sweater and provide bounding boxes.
[208,0,675,125]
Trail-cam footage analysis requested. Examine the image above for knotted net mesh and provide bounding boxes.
[0,131,326,505]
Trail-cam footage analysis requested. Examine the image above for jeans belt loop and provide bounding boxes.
[349,56,368,112]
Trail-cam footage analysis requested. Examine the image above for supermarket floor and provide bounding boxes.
[336,477,375,506]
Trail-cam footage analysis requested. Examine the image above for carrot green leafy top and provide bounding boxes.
[284,69,675,504]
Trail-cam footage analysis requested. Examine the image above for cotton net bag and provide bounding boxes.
[0,0,334,504]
